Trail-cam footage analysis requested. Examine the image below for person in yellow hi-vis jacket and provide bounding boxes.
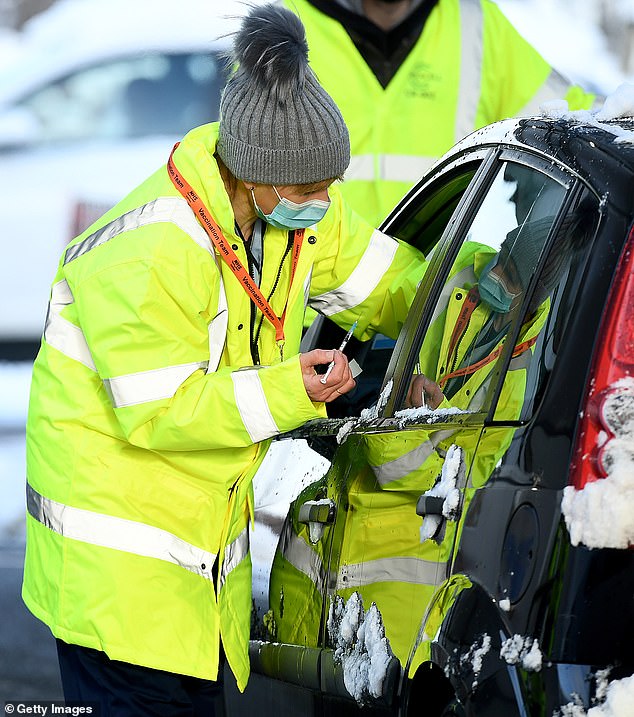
[21,5,426,714]
[283,0,596,227]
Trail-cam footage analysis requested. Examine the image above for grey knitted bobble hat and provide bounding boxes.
[217,3,350,186]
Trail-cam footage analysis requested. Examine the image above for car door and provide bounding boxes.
[223,150,490,716]
[225,148,574,715]
[314,154,574,708]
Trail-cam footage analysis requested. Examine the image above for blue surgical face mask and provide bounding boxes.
[478,258,520,313]
[251,186,330,230]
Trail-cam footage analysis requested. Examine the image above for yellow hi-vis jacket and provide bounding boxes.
[22,123,425,690]
[284,0,595,226]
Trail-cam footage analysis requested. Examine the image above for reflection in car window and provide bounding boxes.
[18,52,226,144]
[403,161,567,418]
[501,187,600,422]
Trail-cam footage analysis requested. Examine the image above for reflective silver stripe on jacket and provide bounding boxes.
[346,154,436,183]
[207,306,228,375]
[232,369,280,443]
[309,230,399,315]
[516,69,574,117]
[336,556,447,589]
[103,361,208,408]
[219,527,249,590]
[382,154,436,183]
[455,0,484,143]
[303,269,313,310]
[371,430,454,487]
[64,196,214,264]
[44,196,228,376]
[26,483,216,581]
[279,520,327,591]
[44,280,96,371]
[509,345,535,372]
[346,154,375,181]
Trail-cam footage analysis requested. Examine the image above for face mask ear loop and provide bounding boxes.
[250,187,264,217]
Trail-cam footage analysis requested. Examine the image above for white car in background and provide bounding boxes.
[0,0,252,357]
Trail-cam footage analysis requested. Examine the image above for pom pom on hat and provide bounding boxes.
[217,3,350,185]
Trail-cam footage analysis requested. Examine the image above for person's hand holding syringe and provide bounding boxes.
[320,320,358,384]
[299,321,358,403]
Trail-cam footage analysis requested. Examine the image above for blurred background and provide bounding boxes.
[0,0,631,702]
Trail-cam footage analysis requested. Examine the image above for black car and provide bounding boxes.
[225,115,634,716]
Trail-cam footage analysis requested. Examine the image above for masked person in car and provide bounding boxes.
[22,5,426,714]
[407,219,551,414]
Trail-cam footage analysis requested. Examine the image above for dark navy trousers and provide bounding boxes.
[56,640,225,717]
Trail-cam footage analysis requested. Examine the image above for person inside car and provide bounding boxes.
[339,198,595,665]
[22,4,426,714]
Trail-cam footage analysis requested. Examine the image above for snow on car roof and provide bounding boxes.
[540,82,634,143]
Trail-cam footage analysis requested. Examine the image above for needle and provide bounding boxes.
[320,320,358,384]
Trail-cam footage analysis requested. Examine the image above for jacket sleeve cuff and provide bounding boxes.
[259,355,327,434]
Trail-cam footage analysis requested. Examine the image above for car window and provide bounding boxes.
[15,52,226,144]
[399,160,568,419]
[389,165,479,256]
[326,162,482,419]
[502,186,600,422]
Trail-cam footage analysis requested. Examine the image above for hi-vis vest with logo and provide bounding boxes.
[22,123,425,690]
[284,0,595,226]
[270,242,548,663]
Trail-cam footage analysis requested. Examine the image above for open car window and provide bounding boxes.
[322,160,484,419]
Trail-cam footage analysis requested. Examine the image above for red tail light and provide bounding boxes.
[570,226,634,489]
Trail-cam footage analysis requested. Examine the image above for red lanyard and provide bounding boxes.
[438,287,537,389]
[167,143,303,355]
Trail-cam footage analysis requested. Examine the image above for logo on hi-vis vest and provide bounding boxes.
[405,62,442,100]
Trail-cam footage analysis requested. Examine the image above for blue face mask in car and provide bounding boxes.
[478,258,520,313]
[251,186,330,230]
